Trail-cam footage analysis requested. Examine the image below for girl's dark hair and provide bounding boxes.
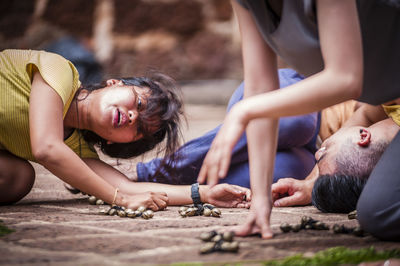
[78,73,184,167]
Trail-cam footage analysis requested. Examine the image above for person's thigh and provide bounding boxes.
[0,150,35,204]
[357,132,400,241]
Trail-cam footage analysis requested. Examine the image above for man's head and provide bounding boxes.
[311,119,397,213]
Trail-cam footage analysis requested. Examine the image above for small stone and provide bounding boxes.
[186,208,197,217]
[144,210,154,219]
[108,208,117,216]
[292,224,302,232]
[348,210,357,220]
[179,206,188,213]
[126,210,136,218]
[200,230,218,242]
[211,234,222,243]
[200,242,216,254]
[134,210,142,217]
[137,206,146,213]
[280,223,292,233]
[99,209,108,215]
[220,241,239,252]
[305,224,312,230]
[222,231,234,242]
[332,224,342,234]
[313,221,329,230]
[142,212,150,219]
[117,210,126,217]
[353,226,364,237]
[203,208,212,216]
[95,199,104,205]
[88,196,97,205]
[211,208,221,217]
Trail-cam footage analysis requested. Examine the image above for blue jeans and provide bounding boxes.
[137,69,319,187]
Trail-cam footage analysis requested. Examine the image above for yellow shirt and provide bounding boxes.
[0,49,98,161]
[382,104,400,127]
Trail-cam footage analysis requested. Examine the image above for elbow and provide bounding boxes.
[32,142,58,164]
[344,74,363,100]
[324,68,363,100]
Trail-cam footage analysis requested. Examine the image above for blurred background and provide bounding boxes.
[0,0,245,84]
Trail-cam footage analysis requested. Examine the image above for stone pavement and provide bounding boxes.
[1,81,400,265]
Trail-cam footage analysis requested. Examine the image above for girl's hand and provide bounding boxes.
[124,191,169,211]
[202,184,251,208]
[197,105,247,187]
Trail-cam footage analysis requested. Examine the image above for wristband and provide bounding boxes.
[191,183,202,205]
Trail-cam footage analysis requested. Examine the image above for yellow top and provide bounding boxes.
[0,49,98,161]
[382,104,400,127]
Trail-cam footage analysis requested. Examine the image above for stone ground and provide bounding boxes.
[1,81,400,265]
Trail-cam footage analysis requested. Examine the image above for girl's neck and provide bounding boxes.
[64,90,90,130]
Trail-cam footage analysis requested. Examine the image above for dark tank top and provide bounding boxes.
[237,0,400,105]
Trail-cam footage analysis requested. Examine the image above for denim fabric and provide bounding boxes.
[137,69,319,187]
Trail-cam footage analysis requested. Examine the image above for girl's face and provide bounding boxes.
[87,79,150,143]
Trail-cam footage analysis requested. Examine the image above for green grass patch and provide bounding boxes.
[0,220,14,237]
[172,246,400,266]
[264,246,400,266]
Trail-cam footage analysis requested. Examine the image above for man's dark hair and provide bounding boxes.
[334,138,389,179]
[311,174,368,213]
[312,137,389,213]
[78,73,183,162]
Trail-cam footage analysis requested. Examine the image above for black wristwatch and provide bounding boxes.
[191,183,202,205]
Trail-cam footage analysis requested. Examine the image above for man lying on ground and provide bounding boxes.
[272,103,399,213]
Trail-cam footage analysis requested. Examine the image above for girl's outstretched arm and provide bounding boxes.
[84,158,251,208]
[29,71,167,210]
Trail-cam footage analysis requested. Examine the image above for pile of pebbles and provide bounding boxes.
[280,216,329,233]
[280,215,365,237]
[178,204,221,218]
[199,230,239,254]
[100,205,154,219]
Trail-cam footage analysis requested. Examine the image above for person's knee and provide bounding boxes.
[0,161,35,204]
[357,192,400,241]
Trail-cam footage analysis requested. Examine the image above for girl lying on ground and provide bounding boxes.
[0,49,250,210]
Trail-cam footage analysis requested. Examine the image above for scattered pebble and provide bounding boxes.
[179,204,221,218]
[199,230,239,254]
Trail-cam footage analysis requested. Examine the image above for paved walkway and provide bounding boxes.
[1,81,399,265]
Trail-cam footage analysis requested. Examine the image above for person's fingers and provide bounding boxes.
[273,193,302,207]
[261,223,274,239]
[207,160,220,187]
[218,149,231,179]
[197,163,208,184]
[147,202,159,211]
[245,189,252,202]
[271,180,291,194]
[157,192,169,205]
[224,184,245,197]
[153,196,168,210]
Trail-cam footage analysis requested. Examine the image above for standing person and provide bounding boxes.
[0,49,251,210]
[197,0,400,241]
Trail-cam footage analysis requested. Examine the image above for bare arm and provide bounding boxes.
[341,104,387,128]
[84,158,251,207]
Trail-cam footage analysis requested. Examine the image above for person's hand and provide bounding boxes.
[197,105,248,187]
[124,191,169,211]
[271,178,312,207]
[201,183,251,208]
[234,195,273,239]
